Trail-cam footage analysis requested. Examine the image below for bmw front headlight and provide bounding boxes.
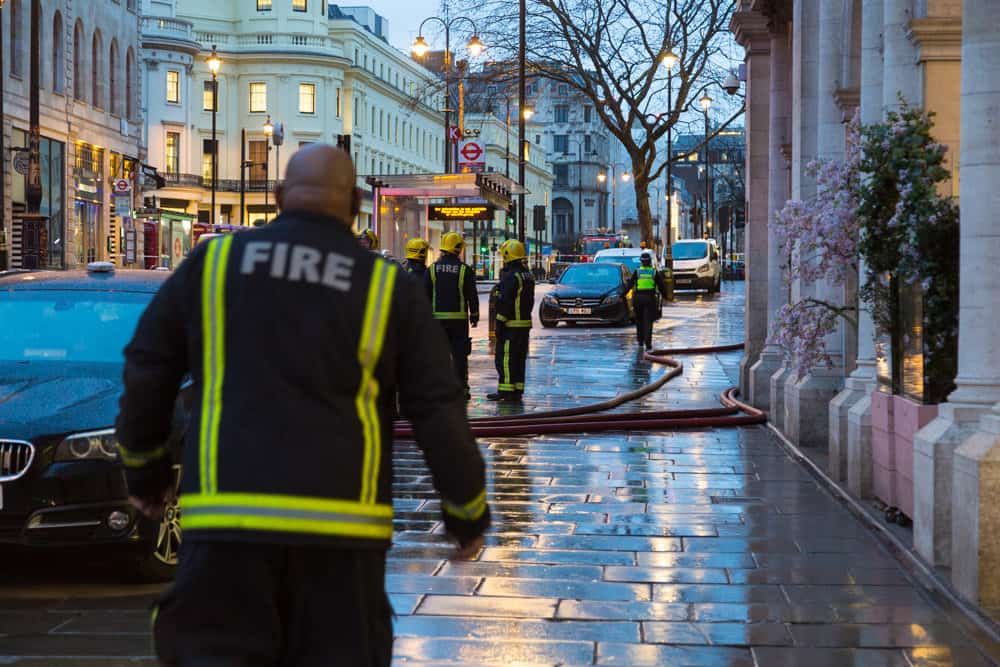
[55,429,120,462]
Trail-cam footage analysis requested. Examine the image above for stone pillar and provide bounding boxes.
[846,0,885,498]
[884,0,923,108]
[950,0,1000,607]
[751,21,791,413]
[785,0,843,449]
[733,9,773,405]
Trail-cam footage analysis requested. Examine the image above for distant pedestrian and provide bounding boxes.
[117,144,490,667]
[488,240,535,402]
[425,232,479,399]
[626,250,670,350]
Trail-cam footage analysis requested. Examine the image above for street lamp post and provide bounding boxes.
[412,16,484,174]
[263,115,273,222]
[207,45,221,225]
[700,92,713,241]
[661,39,679,285]
[597,162,629,233]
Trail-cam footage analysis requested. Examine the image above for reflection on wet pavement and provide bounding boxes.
[0,285,996,665]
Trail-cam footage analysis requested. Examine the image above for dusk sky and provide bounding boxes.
[356,1,447,52]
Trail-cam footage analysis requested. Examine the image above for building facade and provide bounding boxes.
[140,0,445,265]
[1,0,144,271]
[733,0,1000,613]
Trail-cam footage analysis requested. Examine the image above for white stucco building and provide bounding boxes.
[1,0,144,270]
[140,0,445,264]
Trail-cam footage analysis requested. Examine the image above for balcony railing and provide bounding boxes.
[233,33,336,53]
[162,172,203,188]
[158,173,276,193]
[141,16,196,41]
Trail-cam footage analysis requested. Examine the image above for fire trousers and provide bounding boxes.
[153,541,392,667]
[495,326,530,395]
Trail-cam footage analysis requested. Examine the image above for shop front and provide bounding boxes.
[73,142,105,266]
[9,130,66,269]
[138,210,195,270]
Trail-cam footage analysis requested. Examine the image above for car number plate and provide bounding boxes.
[567,307,591,315]
[676,279,692,285]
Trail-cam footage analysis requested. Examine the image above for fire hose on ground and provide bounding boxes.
[393,342,766,439]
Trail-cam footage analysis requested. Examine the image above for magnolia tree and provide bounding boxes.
[770,113,862,378]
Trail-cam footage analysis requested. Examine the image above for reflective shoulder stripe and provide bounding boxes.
[199,235,234,495]
[357,259,398,505]
[442,488,487,521]
[181,492,394,540]
[118,444,169,468]
[458,264,467,314]
[514,273,524,321]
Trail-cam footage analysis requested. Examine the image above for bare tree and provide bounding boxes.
[452,0,743,244]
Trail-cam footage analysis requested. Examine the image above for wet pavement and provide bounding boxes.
[1,284,998,665]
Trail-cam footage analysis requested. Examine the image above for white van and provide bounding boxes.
[669,239,721,293]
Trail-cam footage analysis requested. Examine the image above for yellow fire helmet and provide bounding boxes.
[357,228,379,250]
[440,232,465,255]
[405,238,430,261]
[500,239,527,263]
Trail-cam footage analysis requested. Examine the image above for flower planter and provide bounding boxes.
[892,395,938,520]
[871,390,896,508]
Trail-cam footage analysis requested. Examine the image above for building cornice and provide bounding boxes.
[908,17,963,63]
[730,9,772,54]
[834,87,861,122]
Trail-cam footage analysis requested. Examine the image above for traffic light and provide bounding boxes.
[533,205,546,232]
[507,203,517,227]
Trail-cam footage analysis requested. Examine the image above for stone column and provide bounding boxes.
[949,0,1000,607]
[785,0,844,449]
[750,22,791,414]
[846,0,885,499]
[733,9,773,405]
[883,0,922,108]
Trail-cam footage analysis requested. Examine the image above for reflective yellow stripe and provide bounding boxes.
[118,444,169,468]
[434,312,468,320]
[443,488,487,521]
[514,274,524,321]
[458,264,467,315]
[505,320,532,328]
[357,259,397,505]
[199,235,233,495]
[496,314,508,322]
[430,264,437,313]
[181,492,393,539]
[503,339,511,388]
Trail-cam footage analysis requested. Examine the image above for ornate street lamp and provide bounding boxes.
[263,115,273,220]
[207,45,221,225]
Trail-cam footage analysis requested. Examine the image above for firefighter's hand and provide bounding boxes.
[451,535,484,560]
[128,487,176,521]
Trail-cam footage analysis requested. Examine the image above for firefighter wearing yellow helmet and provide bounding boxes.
[356,228,379,250]
[424,232,479,398]
[488,239,535,402]
[403,238,430,278]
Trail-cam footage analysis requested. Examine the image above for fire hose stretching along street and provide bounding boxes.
[393,343,765,440]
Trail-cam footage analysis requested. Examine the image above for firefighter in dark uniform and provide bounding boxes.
[488,240,535,402]
[402,238,430,278]
[627,250,670,350]
[116,145,490,667]
[424,232,479,398]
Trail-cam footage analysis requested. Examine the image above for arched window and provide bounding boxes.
[73,20,84,100]
[92,30,103,109]
[126,47,135,120]
[109,39,119,116]
[9,0,22,78]
[52,11,65,93]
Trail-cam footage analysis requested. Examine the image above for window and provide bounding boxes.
[109,40,119,116]
[166,70,180,104]
[554,164,569,187]
[9,0,21,78]
[202,139,217,182]
[257,0,272,10]
[203,81,216,111]
[249,82,267,113]
[336,87,342,118]
[292,0,307,11]
[535,134,541,145]
[584,134,592,154]
[298,83,316,114]
[52,11,64,94]
[557,84,569,96]
[73,20,84,100]
[554,105,569,123]
[165,132,180,174]
[92,31,104,108]
[553,135,569,154]
[126,48,136,119]
[584,106,592,122]
[486,85,497,97]
[249,140,267,181]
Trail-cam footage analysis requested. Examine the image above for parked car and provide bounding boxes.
[0,263,187,580]
[723,259,746,280]
[539,262,634,327]
[670,239,722,292]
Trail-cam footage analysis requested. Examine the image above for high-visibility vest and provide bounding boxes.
[636,266,656,292]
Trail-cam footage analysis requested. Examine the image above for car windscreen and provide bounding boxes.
[596,256,642,272]
[672,242,709,261]
[558,264,622,288]
[0,289,152,363]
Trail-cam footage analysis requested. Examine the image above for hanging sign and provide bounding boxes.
[428,204,495,221]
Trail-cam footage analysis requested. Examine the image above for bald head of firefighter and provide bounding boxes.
[116,142,490,666]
